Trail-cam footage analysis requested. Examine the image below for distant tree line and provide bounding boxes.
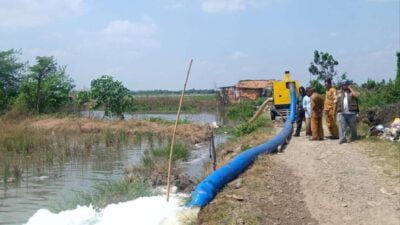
[131,89,216,96]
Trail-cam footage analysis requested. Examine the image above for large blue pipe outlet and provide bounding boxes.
[188,83,297,208]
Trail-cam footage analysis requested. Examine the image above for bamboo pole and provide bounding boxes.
[166,59,193,202]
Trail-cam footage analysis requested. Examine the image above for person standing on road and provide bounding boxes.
[324,79,339,139]
[336,80,360,144]
[294,86,306,136]
[308,87,324,140]
[303,89,312,136]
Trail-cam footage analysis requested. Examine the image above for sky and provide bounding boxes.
[0,0,399,90]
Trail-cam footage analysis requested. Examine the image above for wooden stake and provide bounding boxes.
[166,59,193,202]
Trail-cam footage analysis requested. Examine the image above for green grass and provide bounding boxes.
[151,142,190,161]
[140,141,190,169]
[233,116,270,137]
[225,98,265,122]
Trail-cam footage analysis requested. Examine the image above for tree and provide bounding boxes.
[90,75,134,119]
[0,49,25,111]
[308,50,339,81]
[30,56,57,113]
[18,56,74,113]
[77,90,91,106]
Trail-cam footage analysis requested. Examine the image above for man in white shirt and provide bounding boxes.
[303,87,312,136]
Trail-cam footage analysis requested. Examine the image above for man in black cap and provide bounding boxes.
[336,80,360,144]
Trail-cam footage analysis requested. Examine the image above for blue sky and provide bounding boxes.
[0,0,398,90]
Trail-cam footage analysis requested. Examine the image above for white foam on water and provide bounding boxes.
[24,194,199,225]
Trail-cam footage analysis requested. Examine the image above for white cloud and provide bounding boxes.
[0,0,85,28]
[202,0,252,13]
[99,19,159,47]
[229,51,249,60]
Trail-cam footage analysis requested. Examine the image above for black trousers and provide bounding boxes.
[294,109,305,135]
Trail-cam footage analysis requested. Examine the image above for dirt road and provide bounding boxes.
[199,128,400,225]
[277,135,400,225]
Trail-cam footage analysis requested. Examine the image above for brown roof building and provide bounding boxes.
[235,79,275,101]
[219,79,275,104]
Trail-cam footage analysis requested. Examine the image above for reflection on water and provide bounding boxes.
[0,112,228,225]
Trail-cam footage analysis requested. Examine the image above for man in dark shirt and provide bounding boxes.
[293,86,306,136]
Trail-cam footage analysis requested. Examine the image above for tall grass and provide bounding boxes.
[141,141,190,169]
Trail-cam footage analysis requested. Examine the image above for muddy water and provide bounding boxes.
[0,112,228,225]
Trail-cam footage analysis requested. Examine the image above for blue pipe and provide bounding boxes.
[188,82,297,208]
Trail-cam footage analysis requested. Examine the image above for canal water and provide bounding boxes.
[0,112,228,225]
[81,111,227,125]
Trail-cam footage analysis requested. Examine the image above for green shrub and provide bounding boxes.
[226,101,257,122]
[359,79,400,109]
[234,116,269,137]
[150,141,190,161]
